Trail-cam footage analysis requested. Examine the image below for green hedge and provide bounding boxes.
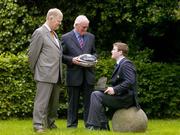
[0,53,68,119]
[0,53,180,119]
[0,53,35,119]
[135,61,180,118]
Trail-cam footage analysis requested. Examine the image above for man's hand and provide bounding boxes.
[104,87,115,95]
[72,57,80,65]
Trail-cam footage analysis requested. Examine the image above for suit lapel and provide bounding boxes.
[53,32,61,49]
[82,34,89,50]
[69,31,91,51]
[42,25,60,50]
[70,31,83,50]
[50,32,60,49]
[83,35,88,46]
[111,58,126,78]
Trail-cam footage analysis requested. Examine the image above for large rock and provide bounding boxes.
[112,107,148,132]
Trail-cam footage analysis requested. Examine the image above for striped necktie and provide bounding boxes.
[78,35,84,48]
[50,31,55,38]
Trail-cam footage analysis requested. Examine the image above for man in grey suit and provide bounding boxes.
[61,15,97,128]
[27,8,63,133]
[87,42,140,130]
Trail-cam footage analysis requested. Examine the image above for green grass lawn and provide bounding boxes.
[0,119,179,135]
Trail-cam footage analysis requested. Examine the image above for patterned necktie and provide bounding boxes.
[78,35,84,48]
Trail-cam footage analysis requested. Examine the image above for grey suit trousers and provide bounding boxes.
[33,81,60,128]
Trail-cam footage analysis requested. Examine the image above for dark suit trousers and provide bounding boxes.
[67,81,93,128]
[87,91,134,127]
[33,81,60,128]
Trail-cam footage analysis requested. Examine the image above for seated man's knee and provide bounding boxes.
[91,91,103,99]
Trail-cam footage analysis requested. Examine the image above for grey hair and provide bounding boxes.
[73,15,89,28]
[46,8,63,20]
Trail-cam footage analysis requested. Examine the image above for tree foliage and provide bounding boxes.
[0,0,43,54]
[0,0,179,62]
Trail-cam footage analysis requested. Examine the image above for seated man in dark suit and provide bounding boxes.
[87,42,140,130]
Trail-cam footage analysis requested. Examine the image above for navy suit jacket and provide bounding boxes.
[61,30,97,86]
[110,58,140,108]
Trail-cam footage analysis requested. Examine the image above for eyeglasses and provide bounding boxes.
[79,24,89,29]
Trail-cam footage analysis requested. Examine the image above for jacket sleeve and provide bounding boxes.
[61,39,74,65]
[27,30,43,73]
[113,61,136,95]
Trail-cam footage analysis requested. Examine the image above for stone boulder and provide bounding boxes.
[112,107,148,132]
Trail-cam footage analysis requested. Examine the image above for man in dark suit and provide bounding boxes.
[27,8,63,133]
[87,42,140,130]
[61,15,97,128]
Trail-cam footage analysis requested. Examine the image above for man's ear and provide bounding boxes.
[118,50,123,55]
[49,15,54,20]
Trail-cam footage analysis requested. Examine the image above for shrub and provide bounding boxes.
[135,61,180,118]
[0,53,68,119]
[0,52,179,119]
[0,53,35,119]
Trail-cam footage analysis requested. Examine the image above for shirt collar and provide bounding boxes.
[44,23,51,32]
[116,56,125,65]
[73,29,82,38]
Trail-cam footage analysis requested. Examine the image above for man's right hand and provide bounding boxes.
[72,57,80,65]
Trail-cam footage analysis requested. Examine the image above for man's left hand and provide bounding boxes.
[104,87,115,95]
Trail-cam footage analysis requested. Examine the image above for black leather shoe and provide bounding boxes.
[67,126,77,128]
[87,125,100,130]
[100,123,110,131]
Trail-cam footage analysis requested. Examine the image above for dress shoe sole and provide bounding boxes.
[34,128,45,133]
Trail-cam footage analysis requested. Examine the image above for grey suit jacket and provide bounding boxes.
[27,25,63,83]
[61,30,97,86]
